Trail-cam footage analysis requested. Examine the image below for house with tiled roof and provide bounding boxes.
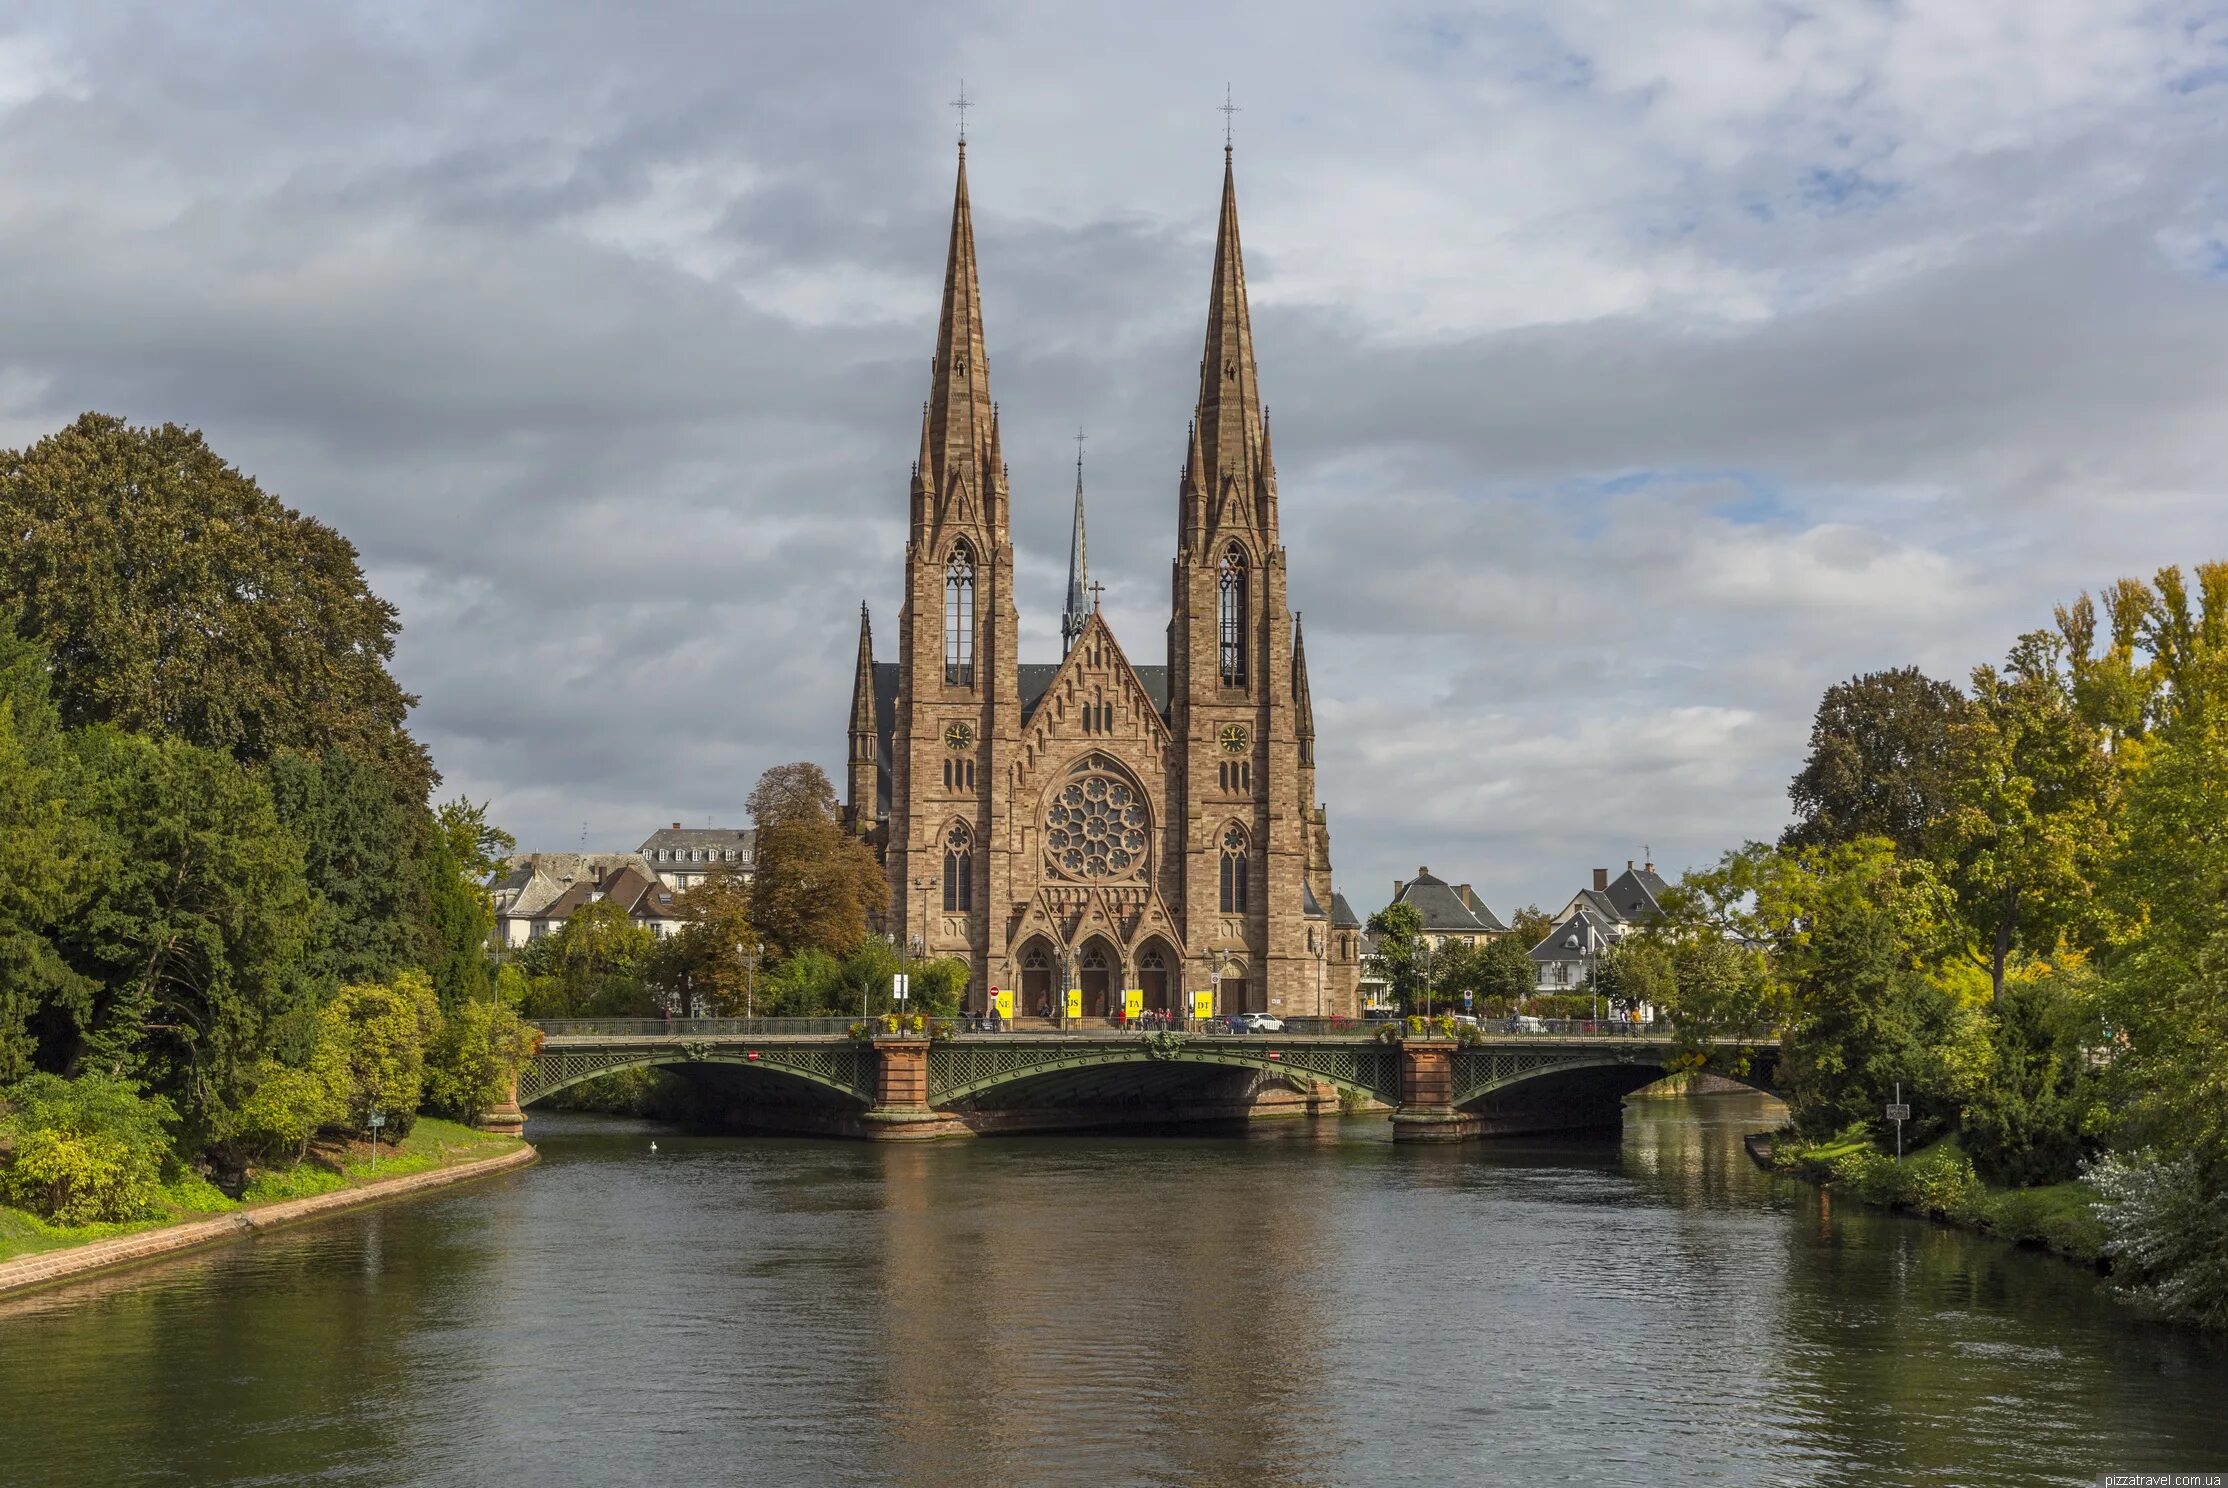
[1387,867,1508,947]
[490,852,687,947]
[637,825,755,893]
[1530,860,1672,996]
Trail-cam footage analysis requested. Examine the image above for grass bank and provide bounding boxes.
[0,1118,523,1266]
[1763,1129,2107,1267]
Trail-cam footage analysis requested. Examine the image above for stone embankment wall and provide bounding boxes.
[0,1143,537,1299]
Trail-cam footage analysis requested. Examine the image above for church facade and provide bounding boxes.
[842,142,1361,1019]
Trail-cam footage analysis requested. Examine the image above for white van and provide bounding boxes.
[1511,1014,1546,1034]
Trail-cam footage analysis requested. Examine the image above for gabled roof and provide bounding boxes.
[1601,866,1669,922]
[1389,867,1506,935]
[1529,906,1618,963]
[1020,662,1170,723]
[492,853,654,917]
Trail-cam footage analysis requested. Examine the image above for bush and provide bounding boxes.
[2089,1151,2228,1330]
[0,1073,177,1224]
[223,1058,343,1165]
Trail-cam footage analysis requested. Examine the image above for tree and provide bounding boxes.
[54,728,317,1142]
[1960,968,2105,1187]
[264,748,430,990]
[316,971,441,1139]
[747,763,884,959]
[1505,905,1554,949]
[0,700,95,1084]
[0,413,431,803]
[1783,667,1966,856]
[1769,842,1966,1143]
[1935,633,2115,1002]
[1596,936,1675,1014]
[425,999,538,1123]
[1363,902,1426,1012]
[646,872,759,1014]
[221,1056,344,1167]
[1472,935,1535,1008]
[517,901,656,1018]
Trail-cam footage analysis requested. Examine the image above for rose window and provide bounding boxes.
[1045,774,1149,879]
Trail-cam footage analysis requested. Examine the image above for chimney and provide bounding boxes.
[1626,859,1634,872]
[1393,879,1404,903]
[1593,868,1609,892]
[1644,861,1654,875]
[672,821,681,830]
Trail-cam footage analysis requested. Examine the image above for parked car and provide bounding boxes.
[1509,1014,1546,1033]
[1361,1007,1401,1022]
[1230,1012,1285,1033]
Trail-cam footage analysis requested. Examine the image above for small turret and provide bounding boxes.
[1062,436,1091,655]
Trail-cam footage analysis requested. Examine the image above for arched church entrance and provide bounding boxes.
[1078,939,1115,1017]
[1019,939,1054,1018]
[1137,942,1174,1012]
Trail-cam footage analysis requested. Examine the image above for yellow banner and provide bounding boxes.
[1064,987,1082,1019]
[1124,988,1144,1018]
[1192,990,1215,1021]
[993,989,1015,1020]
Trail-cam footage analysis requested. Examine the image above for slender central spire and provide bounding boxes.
[921,141,997,518]
[1062,433,1091,654]
[1183,146,1270,544]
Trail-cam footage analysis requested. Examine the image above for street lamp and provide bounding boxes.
[1309,926,1324,1023]
[739,940,760,1020]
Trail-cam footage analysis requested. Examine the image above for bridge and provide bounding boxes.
[490,1020,1780,1142]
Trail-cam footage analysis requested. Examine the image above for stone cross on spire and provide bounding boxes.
[1062,429,1091,654]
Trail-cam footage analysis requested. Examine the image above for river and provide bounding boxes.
[0,1093,2221,1487]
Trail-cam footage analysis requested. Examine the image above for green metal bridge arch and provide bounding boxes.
[517,1039,874,1109]
[926,1034,1402,1108]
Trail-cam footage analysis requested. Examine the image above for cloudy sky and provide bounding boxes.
[4,2,2226,918]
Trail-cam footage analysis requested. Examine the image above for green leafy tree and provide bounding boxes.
[0,413,431,802]
[1936,634,2116,1002]
[220,1056,344,1167]
[1505,905,1554,949]
[265,748,430,990]
[517,900,657,1018]
[1783,667,1966,856]
[0,1072,178,1224]
[1596,936,1676,1014]
[0,699,95,1083]
[425,999,538,1123]
[1472,935,1535,1009]
[316,971,440,1139]
[1363,902,1426,1013]
[55,728,316,1141]
[1961,968,2106,1186]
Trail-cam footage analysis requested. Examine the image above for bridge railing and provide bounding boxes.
[526,1015,1774,1042]
[530,1017,861,1038]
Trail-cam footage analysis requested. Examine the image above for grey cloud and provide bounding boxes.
[3,0,2226,918]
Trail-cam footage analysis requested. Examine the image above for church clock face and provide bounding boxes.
[1219,723,1250,754]
[944,721,974,751]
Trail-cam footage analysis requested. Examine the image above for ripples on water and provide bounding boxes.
[1,1094,2223,1487]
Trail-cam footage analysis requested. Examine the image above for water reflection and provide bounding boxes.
[0,1097,2222,1488]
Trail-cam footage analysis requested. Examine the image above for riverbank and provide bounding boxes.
[0,1120,534,1299]
[1747,1128,2107,1267]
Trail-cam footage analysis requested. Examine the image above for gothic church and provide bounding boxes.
[843,141,1362,1019]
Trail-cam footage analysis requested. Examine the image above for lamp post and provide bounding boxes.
[1214,946,1231,1023]
[739,940,760,1020]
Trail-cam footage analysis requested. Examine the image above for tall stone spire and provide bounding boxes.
[1291,612,1315,766]
[845,602,877,835]
[1062,437,1091,655]
[924,142,997,524]
[1183,146,1271,547]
